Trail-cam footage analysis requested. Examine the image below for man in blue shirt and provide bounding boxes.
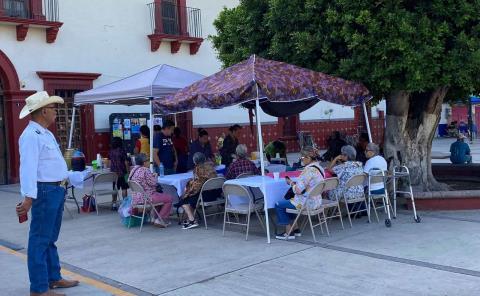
[153,119,177,175]
[450,134,472,164]
[188,128,213,170]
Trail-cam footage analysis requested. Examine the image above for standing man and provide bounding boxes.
[16,91,79,296]
[188,128,214,170]
[153,119,177,175]
[220,124,241,167]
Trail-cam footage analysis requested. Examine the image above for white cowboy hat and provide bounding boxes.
[19,91,64,119]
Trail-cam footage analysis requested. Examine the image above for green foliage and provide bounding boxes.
[210,0,480,103]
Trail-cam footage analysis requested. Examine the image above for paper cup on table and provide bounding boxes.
[275,153,280,159]
[273,172,280,180]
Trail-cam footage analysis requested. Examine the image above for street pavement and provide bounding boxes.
[1,138,479,295]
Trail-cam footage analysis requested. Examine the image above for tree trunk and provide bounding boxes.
[384,87,450,191]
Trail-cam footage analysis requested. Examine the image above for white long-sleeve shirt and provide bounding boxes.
[19,121,68,199]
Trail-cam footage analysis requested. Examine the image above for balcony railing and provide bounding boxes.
[2,0,59,22]
[148,1,202,38]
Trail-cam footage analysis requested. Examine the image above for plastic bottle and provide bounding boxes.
[159,163,165,177]
[96,153,102,169]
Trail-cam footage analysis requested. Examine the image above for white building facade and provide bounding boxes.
[0,0,384,184]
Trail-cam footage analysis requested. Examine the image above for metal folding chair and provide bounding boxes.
[341,174,369,227]
[236,172,256,179]
[222,183,265,241]
[128,180,164,232]
[322,177,344,230]
[367,168,393,227]
[91,172,118,215]
[285,181,327,242]
[194,177,226,229]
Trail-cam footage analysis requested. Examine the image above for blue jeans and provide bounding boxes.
[28,183,65,293]
[275,200,297,226]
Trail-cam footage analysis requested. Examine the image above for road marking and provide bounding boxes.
[0,245,136,296]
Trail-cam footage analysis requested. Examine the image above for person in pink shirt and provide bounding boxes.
[129,154,173,227]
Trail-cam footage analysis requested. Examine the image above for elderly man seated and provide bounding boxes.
[225,144,260,179]
[364,143,388,194]
[450,134,472,164]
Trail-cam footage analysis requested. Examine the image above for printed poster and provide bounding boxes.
[131,118,140,134]
[124,129,131,140]
[112,123,123,138]
[123,118,131,129]
[153,117,163,127]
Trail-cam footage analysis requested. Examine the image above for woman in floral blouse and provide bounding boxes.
[328,145,364,201]
[176,152,218,229]
[129,154,173,227]
[275,146,325,240]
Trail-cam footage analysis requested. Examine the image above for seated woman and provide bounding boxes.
[327,145,364,202]
[129,154,173,228]
[275,146,325,240]
[176,152,218,229]
[225,144,260,179]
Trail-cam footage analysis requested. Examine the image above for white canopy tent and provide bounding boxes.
[71,64,205,169]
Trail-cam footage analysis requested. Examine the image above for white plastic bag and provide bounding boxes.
[118,196,132,218]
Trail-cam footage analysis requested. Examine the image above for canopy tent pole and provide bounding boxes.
[362,102,373,142]
[149,98,154,172]
[174,114,177,126]
[67,106,76,149]
[255,83,271,244]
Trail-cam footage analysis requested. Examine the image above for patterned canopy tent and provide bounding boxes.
[152,55,371,115]
[152,56,372,244]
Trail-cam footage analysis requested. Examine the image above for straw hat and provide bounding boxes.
[19,91,64,119]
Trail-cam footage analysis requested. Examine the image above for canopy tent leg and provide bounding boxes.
[255,85,271,243]
[149,98,154,172]
[363,102,373,143]
[68,106,76,149]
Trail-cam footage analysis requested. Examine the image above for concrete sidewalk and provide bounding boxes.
[1,183,480,295]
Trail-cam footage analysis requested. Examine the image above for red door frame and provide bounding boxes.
[0,50,36,183]
[37,71,101,162]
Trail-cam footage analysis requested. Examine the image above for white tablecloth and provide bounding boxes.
[224,176,291,209]
[67,167,110,189]
[157,172,193,197]
[67,168,93,189]
[157,165,226,197]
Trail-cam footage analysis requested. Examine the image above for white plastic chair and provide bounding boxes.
[194,177,226,229]
[285,181,327,242]
[91,172,118,215]
[128,180,164,232]
[222,183,265,240]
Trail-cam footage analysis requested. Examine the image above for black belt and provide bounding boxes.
[38,181,63,186]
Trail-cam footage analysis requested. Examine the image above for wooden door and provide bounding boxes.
[53,89,82,152]
[161,0,179,35]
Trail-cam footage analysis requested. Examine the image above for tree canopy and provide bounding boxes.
[211,0,480,102]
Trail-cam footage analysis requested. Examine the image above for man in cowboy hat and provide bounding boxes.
[16,91,79,296]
